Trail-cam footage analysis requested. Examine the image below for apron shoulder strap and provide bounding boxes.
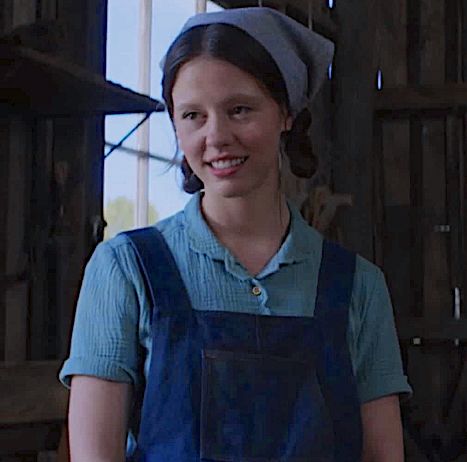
[315,241,362,459]
[315,239,356,320]
[121,227,192,315]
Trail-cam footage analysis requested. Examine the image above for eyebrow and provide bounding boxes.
[174,93,264,113]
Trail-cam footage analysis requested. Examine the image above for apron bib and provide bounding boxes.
[124,227,362,461]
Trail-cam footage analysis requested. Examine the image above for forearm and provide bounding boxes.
[69,376,131,462]
[361,395,404,462]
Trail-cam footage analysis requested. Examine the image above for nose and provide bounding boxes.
[204,113,234,150]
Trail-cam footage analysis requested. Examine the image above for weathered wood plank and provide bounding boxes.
[51,1,107,358]
[445,0,462,83]
[0,422,62,456]
[407,0,421,84]
[0,361,68,425]
[11,0,36,28]
[376,84,467,113]
[377,0,414,329]
[445,116,462,293]
[381,120,412,319]
[443,355,467,449]
[379,0,407,86]
[0,1,13,34]
[403,424,431,462]
[463,0,467,81]
[4,117,31,362]
[409,117,424,318]
[331,0,379,259]
[419,0,448,436]
[4,282,28,362]
[40,0,58,20]
[422,119,450,322]
[372,119,384,267]
[0,118,9,362]
[29,120,54,360]
[420,0,445,84]
[464,115,467,327]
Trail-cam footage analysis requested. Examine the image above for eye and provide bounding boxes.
[182,111,198,120]
[231,106,252,116]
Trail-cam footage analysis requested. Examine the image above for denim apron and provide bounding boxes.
[124,227,362,461]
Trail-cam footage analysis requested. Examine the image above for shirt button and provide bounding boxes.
[251,286,262,296]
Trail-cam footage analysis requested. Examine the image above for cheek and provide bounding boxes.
[243,123,282,153]
[176,127,202,158]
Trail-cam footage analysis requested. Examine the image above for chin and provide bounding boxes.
[205,182,254,200]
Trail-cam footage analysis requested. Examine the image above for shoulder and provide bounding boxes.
[94,210,187,281]
[353,254,385,302]
[347,253,412,402]
[351,254,388,319]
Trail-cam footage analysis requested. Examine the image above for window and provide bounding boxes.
[104,0,223,239]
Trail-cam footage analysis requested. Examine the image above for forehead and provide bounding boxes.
[172,56,271,103]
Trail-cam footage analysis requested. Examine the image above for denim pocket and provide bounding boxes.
[200,349,333,462]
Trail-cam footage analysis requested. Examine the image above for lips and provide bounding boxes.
[210,157,247,170]
[206,156,248,177]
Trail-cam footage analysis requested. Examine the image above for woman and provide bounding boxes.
[60,7,411,461]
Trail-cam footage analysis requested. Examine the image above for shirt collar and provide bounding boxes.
[183,192,323,276]
[184,192,228,261]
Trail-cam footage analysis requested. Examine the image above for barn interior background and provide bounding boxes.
[0,0,466,461]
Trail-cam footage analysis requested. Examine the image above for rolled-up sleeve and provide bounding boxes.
[351,263,412,404]
[59,241,140,388]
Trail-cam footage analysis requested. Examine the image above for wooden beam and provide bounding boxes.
[0,118,8,362]
[4,117,30,362]
[0,361,68,425]
[331,0,379,259]
[375,84,467,114]
[397,317,467,341]
[0,422,62,456]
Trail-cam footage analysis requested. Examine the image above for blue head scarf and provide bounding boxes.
[166,7,335,116]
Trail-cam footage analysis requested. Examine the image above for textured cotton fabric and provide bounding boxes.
[60,192,411,405]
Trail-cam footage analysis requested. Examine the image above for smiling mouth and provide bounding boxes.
[209,157,248,170]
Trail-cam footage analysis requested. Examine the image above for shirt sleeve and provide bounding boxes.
[59,240,141,389]
[350,261,412,403]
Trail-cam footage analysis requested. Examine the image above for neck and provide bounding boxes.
[201,189,290,243]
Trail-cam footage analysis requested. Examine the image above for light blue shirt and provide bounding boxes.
[60,193,411,425]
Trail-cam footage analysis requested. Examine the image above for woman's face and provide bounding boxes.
[171,56,291,200]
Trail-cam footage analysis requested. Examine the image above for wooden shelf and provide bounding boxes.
[0,44,165,117]
[375,84,467,115]
[396,317,467,342]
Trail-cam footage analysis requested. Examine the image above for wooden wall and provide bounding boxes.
[0,0,107,459]
[373,0,467,460]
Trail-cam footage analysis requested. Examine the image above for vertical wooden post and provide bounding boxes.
[136,0,152,228]
[53,0,107,358]
[196,0,207,13]
[307,0,313,28]
[419,0,450,437]
[332,0,380,259]
[374,0,411,321]
[2,0,36,363]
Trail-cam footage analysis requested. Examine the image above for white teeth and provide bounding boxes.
[211,157,246,170]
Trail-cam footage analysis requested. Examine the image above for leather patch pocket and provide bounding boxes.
[200,349,333,462]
